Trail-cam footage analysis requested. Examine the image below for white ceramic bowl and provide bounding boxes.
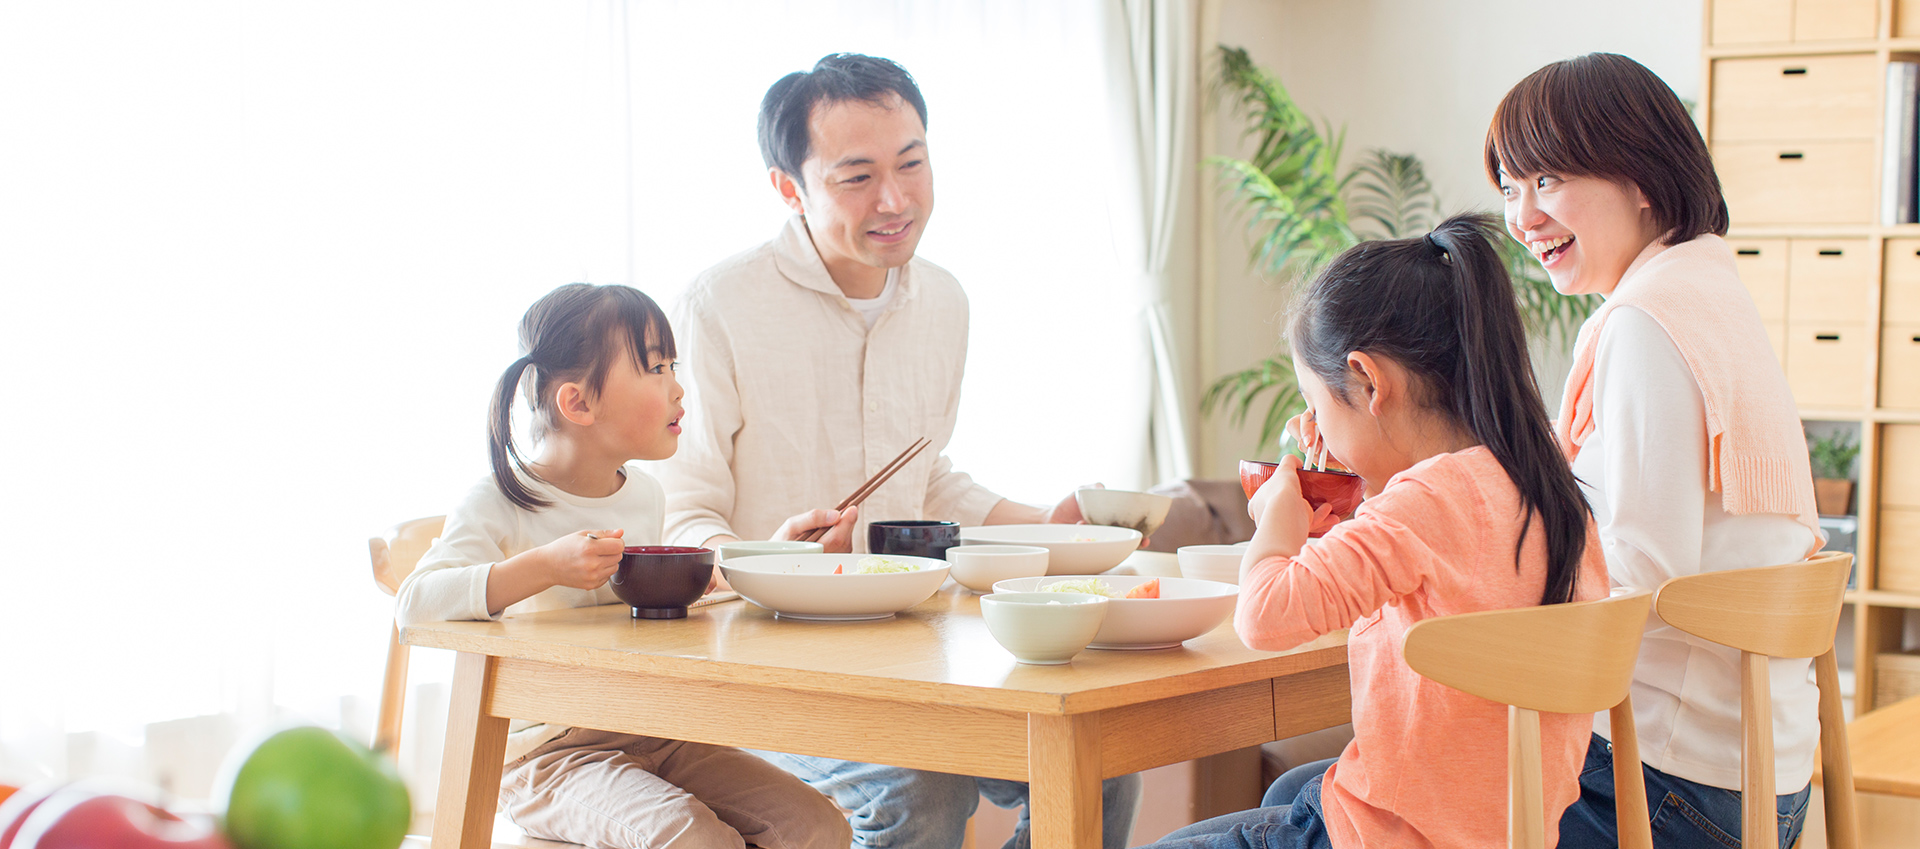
[979,591,1110,664]
[716,540,824,562]
[990,575,1238,649]
[1074,488,1174,538]
[1177,543,1249,585]
[957,524,1142,575]
[719,554,949,621]
[946,545,1051,593]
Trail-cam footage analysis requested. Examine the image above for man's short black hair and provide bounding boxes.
[757,53,928,187]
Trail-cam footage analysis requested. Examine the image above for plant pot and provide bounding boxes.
[1813,477,1854,516]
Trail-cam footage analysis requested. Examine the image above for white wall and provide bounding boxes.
[1199,0,1703,477]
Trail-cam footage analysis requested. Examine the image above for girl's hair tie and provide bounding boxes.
[1423,232,1452,266]
[515,354,537,370]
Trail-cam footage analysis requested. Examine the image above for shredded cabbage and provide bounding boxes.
[1039,578,1116,597]
[854,556,920,574]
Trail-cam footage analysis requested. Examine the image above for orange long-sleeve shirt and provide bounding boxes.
[1238,447,1608,849]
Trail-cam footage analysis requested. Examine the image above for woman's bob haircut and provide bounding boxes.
[1485,52,1729,246]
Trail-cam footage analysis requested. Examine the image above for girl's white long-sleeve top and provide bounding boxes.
[1575,307,1821,795]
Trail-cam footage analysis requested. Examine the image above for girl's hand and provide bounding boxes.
[773,505,860,553]
[540,529,626,590]
[1246,454,1311,561]
[1285,410,1321,459]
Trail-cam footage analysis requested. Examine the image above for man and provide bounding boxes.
[653,53,1140,849]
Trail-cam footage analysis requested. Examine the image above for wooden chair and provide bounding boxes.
[1652,551,1857,849]
[369,516,446,753]
[1403,588,1655,849]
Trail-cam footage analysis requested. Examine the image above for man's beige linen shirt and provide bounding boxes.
[653,216,1005,551]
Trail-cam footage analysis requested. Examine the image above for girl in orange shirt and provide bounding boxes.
[1143,214,1607,849]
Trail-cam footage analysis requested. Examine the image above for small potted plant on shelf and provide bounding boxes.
[1807,428,1860,516]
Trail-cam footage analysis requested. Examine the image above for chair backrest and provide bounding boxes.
[1403,588,1654,849]
[370,516,445,753]
[1652,552,1857,849]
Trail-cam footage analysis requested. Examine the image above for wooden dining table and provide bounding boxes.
[402,552,1351,849]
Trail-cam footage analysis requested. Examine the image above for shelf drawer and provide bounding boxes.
[1788,239,1874,323]
[1882,325,1920,409]
[1882,425,1920,508]
[1713,0,1792,43]
[1785,322,1869,407]
[1885,238,1920,323]
[1793,0,1879,40]
[1901,0,1920,37]
[1876,507,1920,592]
[1711,55,1879,141]
[1765,321,1788,367]
[1716,141,1875,224]
[1731,238,1789,322]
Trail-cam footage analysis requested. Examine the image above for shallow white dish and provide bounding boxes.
[719,554,950,621]
[979,591,1109,665]
[716,540,823,562]
[1177,543,1249,585]
[946,544,1051,593]
[1074,488,1174,538]
[990,575,1238,649]
[957,524,1142,575]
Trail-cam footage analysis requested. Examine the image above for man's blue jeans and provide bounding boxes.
[753,751,1141,849]
[1139,758,1336,849]
[1556,734,1813,849]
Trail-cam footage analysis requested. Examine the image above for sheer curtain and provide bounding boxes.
[0,0,1160,806]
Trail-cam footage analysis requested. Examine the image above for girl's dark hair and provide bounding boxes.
[1485,52,1728,245]
[1290,213,1588,605]
[488,283,676,511]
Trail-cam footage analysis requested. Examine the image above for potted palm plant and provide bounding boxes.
[1202,45,1599,454]
[1807,428,1859,516]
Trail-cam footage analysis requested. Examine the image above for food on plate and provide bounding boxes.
[1039,578,1117,597]
[1123,579,1161,599]
[831,556,920,575]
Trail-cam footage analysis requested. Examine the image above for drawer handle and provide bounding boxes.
[1782,67,1809,75]
[1780,152,1805,160]
[1819,249,1845,257]
[1815,333,1842,342]
[1912,334,1920,343]
[1737,248,1762,256]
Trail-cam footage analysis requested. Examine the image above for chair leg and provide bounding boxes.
[1610,696,1653,849]
[1743,651,1779,849]
[375,624,409,753]
[1510,705,1546,849]
[1814,650,1858,849]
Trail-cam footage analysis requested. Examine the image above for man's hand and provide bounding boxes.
[773,506,861,553]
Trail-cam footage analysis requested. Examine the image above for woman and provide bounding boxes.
[1486,53,1824,848]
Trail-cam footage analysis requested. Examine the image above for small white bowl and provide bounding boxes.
[991,575,1238,649]
[946,545,1051,593]
[1177,543,1249,585]
[719,554,949,620]
[957,524,1142,575]
[716,540,824,563]
[979,591,1110,664]
[1074,488,1174,538]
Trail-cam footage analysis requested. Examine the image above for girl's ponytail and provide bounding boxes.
[1291,213,1589,605]
[486,282,678,513]
[489,354,550,511]
[1427,215,1587,605]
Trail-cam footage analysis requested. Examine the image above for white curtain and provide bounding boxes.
[1099,0,1201,489]
[0,0,1161,809]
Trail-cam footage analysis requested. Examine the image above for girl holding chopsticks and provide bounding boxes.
[395,282,850,849]
[1143,214,1607,849]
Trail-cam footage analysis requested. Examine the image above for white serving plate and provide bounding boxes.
[957,524,1142,575]
[990,575,1238,649]
[719,554,950,621]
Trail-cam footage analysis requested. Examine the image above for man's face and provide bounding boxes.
[778,95,933,282]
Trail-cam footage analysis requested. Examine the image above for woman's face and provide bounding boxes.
[1499,170,1663,298]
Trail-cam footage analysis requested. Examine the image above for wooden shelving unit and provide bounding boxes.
[1705,0,1920,715]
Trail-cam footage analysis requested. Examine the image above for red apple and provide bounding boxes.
[5,785,232,849]
[0,783,60,849]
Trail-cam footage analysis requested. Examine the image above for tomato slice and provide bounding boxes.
[833,564,844,574]
[1123,578,1160,599]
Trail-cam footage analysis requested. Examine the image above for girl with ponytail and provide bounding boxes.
[394,282,851,849]
[1145,215,1606,849]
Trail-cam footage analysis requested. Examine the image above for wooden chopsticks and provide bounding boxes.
[798,438,930,543]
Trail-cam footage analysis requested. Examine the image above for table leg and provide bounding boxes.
[1029,713,1101,849]
[432,652,508,849]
